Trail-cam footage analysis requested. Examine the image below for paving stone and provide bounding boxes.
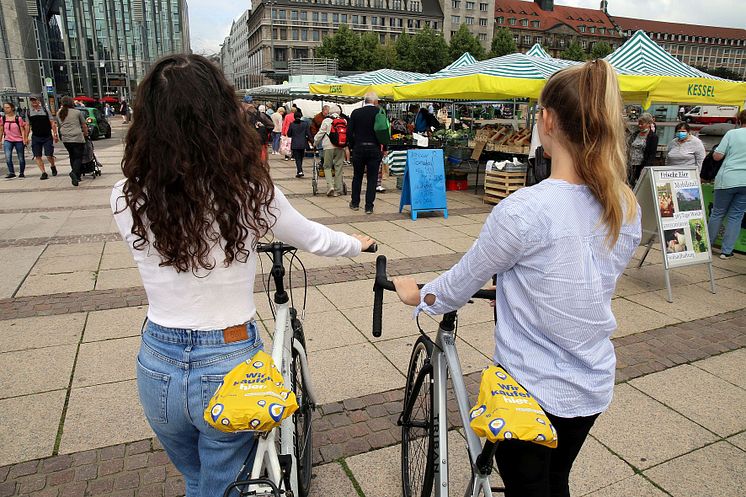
[30,254,102,277]
[307,462,357,497]
[0,345,76,398]
[625,283,746,322]
[611,298,681,338]
[630,364,746,437]
[17,271,96,297]
[340,301,438,343]
[95,268,142,291]
[692,348,746,389]
[0,391,65,466]
[298,309,367,353]
[316,278,399,310]
[591,384,718,469]
[583,475,669,496]
[73,337,139,387]
[569,436,634,496]
[0,246,45,298]
[83,307,147,342]
[644,441,746,497]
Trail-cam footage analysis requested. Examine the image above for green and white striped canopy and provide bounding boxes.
[442,52,478,72]
[526,44,552,59]
[606,30,722,80]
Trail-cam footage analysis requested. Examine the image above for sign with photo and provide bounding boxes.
[636,167,712,269]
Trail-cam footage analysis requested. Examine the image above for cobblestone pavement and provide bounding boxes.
[1,123,745,497]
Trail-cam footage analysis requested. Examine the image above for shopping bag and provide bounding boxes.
[204,350,298,433]
[469,365,557,448]
[279,136,291,156]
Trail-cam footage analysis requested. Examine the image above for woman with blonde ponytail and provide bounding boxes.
[392,59,641,497]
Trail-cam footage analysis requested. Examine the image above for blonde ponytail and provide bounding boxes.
[540,59,636,247]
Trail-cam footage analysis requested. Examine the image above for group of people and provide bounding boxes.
[245,95,388,214]
[1,95,94,186]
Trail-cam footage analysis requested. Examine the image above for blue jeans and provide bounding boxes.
[3,140,25,174]
[271,131,281,153]
[138,320,263,497]
[707,186,746,255]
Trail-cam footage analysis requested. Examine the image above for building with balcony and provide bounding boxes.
[237,0,444,87]
[57,0,190,98]
[441,0,496,49]
[493,0,624,57]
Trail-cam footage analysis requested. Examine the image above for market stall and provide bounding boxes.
[309,68,427,99]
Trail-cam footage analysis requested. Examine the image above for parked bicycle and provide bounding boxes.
[372,255,504,497]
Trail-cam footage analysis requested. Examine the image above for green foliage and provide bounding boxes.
[373,40,399,70]
[395,33,415,70]
[408,26,451,72]
[590,41,613,59]
[561,41,587,62]
[358,32,381,70]
[449,24,485,61]
[490,27,517,58]
[694,65,744,81]
[316,25,361,70]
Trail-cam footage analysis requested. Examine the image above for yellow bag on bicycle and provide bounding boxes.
[204,351,298,433]
[469,366,557,448]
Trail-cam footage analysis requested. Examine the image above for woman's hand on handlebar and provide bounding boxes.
[352,234,376,251]
[393,277,421,306]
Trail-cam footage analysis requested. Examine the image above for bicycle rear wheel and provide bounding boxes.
[402,335,435,497]
[290,314,313,497]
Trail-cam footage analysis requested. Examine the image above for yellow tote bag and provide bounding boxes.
[204,350,298,433]
[469,366,557,448]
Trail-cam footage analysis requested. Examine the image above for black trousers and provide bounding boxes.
[494,411,599,497]
[64,142,85,178]
[350,145,382,210]
[291,149,304,174]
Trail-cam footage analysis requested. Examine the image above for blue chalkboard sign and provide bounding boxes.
[399,149,448,220]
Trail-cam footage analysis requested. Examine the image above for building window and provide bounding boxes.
[534,36,542,44]
[390,17,395,27]
[590,26,595,34]
[416,19,421,28]
[522,35,530,45]
[513,34,519,43]
[452,15,460,24]
[599,27,605,34]
[520,19,528,27]
[274,48,287,61]
[292,29,299,40]
[433,21,438,29]
[341,14,347,23]
[300,11,307,20]
[452,0,460,8]
[579,25,586,33]
[581,40,588,49]
[280,28,287,40]
[290,10,298,20]
[301,30,308,41]
[497,16,504,24]
[352,15,359,24]
[532,20,539,28]
[312,30,320,41]
[479,18,487,26]
[465,17,474,25]
[380,33,386,43]
[321,12,328,21]
[332,13,339,22]
[408,19,413,28]
[508,18,516,25]
[479,33,486,40]
[480,3,487,11]
[466,1,474,9]
[278,10,286,19]
[312,12,319,21]
[559,38,566,48]
[371,16,378,25]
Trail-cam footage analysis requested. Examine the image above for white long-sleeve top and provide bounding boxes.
[416,180,641,417]
[111,180,361,330]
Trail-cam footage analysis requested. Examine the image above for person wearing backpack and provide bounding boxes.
[27,96,59,180]
[1,102,29,179]
[314,105,346,196]
[347,92,388,214]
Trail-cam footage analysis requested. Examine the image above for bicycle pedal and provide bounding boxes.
[224,477,281,497]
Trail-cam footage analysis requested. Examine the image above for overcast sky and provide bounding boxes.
[188,0,746,54]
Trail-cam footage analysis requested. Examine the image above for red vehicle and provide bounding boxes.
[684,105,739,124]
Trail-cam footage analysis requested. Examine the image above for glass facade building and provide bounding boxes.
[58,0,190,98]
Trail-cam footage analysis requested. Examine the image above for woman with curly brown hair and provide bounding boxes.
[110,54,373,497]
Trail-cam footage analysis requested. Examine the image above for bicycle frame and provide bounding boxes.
[428,321,495,497]
[240,253,318,496]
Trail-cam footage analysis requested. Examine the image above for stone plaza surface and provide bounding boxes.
[0,123,744,497]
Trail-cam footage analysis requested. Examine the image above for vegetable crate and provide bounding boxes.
[483,170,526,205]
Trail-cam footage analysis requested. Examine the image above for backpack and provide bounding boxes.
[374,108,391,146]
[328,117,348,147]
[2,115,22,131]
[700,144,723,182]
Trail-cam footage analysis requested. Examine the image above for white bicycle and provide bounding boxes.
[224,241,376,497]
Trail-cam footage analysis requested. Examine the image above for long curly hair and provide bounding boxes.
[119,54,275,272]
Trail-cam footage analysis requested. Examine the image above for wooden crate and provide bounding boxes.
[483,170,526,205]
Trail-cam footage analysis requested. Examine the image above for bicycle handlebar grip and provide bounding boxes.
[372,255,387,337]
[362,243,378,253]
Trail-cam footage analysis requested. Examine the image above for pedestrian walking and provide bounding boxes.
[666,122,706,172]
[56,96,89,186]
[313,104,345,196]
[27,96,59,180]
[287,110,312,177]
[281,105,297,161]
[347,92,385,214]
[270,107,284,155]
[626,112,658,187]
[1,101,29,178]
[120,99,130,124]
[708,109,746,260]
[242,98,273,163]
[110,55,373,497]
[392,59,641,497]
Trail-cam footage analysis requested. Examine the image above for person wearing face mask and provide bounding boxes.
[666,122,706,172]
[627,113,658,187]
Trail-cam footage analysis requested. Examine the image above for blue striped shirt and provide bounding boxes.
[416,179,641,417]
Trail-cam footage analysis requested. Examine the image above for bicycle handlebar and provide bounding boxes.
[372,255,496,338]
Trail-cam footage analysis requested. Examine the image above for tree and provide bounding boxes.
[372,40,399,70]
[695,65,743,81]
[590,41,613,59]
[490,27,516,58]
[407,26,451,73]
[561,41,587,62]
[358,32,381,70]
[395,33,415,70]
[449,24,485,61]
[314,25,361,70]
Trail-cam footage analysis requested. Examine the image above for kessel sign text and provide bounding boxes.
[634,166,716,302]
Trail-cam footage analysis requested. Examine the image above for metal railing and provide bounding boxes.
[288,58,338,76]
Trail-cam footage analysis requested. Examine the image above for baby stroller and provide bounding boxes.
[311,150,347,196]
[80,138,102,178]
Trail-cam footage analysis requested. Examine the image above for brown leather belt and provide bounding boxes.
[223,323,250,343]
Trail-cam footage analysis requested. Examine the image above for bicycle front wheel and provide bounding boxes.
[290,315,313,497]
[402,335,435,497]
